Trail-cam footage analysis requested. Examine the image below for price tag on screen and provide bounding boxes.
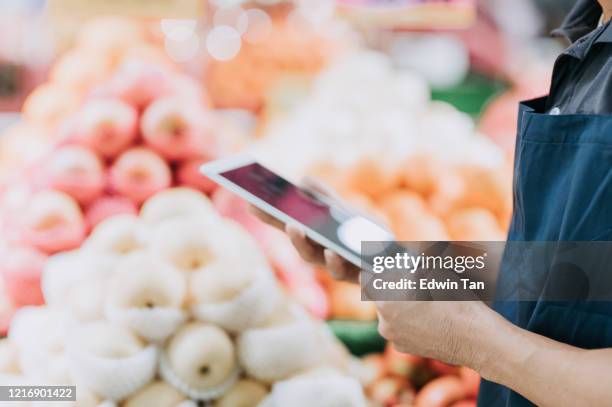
[336,0,476,30]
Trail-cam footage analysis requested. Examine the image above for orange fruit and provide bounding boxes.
[446,207,505,241]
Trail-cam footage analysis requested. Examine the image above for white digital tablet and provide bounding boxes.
[200,155,394,269]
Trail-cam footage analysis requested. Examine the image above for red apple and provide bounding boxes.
[369,376,409,407]
[45,145,106,205]
[414,376,466,407]
[22,83,81,127]
[384,344,431,386]
[109,148,172,205]
[21,191,86,254]
[70,98,138,159]
[93,61,175,110]
[140,96,214,161]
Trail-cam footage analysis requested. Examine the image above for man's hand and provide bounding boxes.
[376,300,488,367]
[249,206,361,283]
[378,298,612,407]
[248,178,361,283]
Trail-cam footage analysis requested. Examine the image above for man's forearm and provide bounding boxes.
[470,308,612,406]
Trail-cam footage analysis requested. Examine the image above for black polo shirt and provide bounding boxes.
[545,0,611,115]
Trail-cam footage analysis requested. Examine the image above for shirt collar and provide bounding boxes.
[561,20,611,59]
[552,0,603,43]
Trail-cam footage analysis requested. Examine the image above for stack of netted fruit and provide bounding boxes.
[0,188,367,407]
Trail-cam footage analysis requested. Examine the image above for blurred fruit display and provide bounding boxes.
[210,187,331,319]
[0,16,335,332]
[254,50,513,322]
[0,17,176,182]
[352,343,480,407]
[0,188,368,406]
[328,154,512,242]
[25,17,175,126]
[0,6,527,405]
[205,5,339,112]
[255,50,509,180]
[335,0,477,30]
[0,41,250,330]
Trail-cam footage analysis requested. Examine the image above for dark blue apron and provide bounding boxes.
[477,97,612,406]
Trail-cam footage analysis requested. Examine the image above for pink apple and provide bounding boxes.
[140,96,214,161]
[21,191,86,254]
[92,61,175,110]
[70,98,138,159]
[44,145,106,205]
[109,148,172,205]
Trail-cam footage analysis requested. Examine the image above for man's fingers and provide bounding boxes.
[286,224,326,265]
[285,225,360,283]
[324,249,345,279]
[248,179,372,286]
[324,249,360,284]
[251,206,361,283]
[248,205,284,230]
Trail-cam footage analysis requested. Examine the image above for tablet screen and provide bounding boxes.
[218,162,393,263]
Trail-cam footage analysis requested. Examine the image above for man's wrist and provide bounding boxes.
[447,302,504,372]
[461,305,533,384]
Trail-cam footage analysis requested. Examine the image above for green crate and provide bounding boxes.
[431,72,508,119]
[327,319,386,357]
